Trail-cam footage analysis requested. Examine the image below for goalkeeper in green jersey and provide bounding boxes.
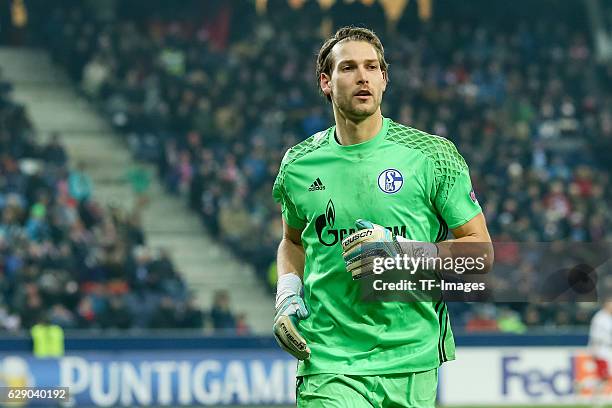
[272,26,493,407]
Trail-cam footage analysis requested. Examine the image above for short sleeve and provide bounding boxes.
[432,139,482,229]
[272,151,307,230]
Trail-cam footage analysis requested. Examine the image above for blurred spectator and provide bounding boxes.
[524,305,545,327]
[0,305,20,332]
[43,132,68,167]
[99,296,133,329]
[124,163,151,209]
[31,314,65,358]
[465,305,499,332]
[176,296,204,329]
[210,290,236,331]
[150,296,177,329]
[68,161,93,202]
[497,308,527,334]
[49,304,77,329]
[76,296,97,328]
[236,313,250,335]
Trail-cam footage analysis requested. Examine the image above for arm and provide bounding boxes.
[438,212,494,273]
[271,154,311,360]
[273,219,311,360]
[277,219,305,280]
[342,213,494,279]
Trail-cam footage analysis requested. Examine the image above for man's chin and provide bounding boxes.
[334,99,379,119]
[351,105,377,118]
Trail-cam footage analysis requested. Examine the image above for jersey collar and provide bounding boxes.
[328,117,389,159]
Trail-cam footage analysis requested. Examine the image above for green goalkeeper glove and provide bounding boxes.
[342,219,438,280]
[273,274,311,360]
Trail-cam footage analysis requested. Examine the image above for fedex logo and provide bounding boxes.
[441,348,612,405]
[502,355,574,397]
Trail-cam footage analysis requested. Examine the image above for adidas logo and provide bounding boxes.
[308,178,326,191]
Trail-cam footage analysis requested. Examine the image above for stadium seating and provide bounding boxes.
[0,69,231,332]
[30,1,612,330]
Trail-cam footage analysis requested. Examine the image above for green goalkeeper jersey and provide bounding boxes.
[272,118,482,376]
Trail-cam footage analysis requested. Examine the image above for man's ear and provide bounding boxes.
[382,70,388,92]
[320,73,332,97]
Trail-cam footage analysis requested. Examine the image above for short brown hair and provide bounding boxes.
[316,26,389,101]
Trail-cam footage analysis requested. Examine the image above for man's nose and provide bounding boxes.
[356,66,369,84]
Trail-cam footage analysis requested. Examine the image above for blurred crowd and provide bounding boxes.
[0,68,245,333]
[25,1,612,330]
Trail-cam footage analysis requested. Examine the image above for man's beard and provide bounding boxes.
[335,94,379,119]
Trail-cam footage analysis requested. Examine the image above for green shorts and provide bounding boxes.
[296,369,438,408]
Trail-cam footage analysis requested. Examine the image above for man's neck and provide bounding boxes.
[334,110,383,146]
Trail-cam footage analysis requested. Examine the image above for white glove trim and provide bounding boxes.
[275,273,302,309]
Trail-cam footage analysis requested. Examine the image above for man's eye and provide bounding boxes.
[369,65,378,69]
[342,66,352,71]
